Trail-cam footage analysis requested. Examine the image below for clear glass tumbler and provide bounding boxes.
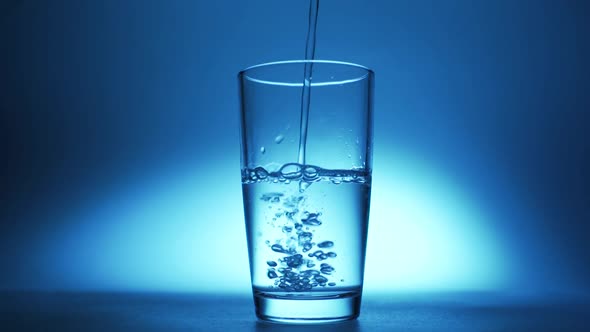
[238,60,374,323]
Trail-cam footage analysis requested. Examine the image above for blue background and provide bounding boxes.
[0,0,588,296]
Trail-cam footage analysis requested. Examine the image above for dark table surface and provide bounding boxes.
[1,292,589,331]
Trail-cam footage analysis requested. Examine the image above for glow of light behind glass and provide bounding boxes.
[365,148,509,293]
[39,149,509,293]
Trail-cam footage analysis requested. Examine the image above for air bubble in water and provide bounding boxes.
[260,146,266,154]
[283,194,303,209]
[271,244,289,254]
[315,275,328,283]
[354,177,366,183]
[298,231,313,245]
[280,163,302,179]
[299,269,318,278]
[302,165,319,181]
[260,192,283,202]
[284,254,304,268]
[253,164,370,291]
[320,264,334,275]
[298,180,311,193]
[274,134,285,144]
[301,212,322,226]
[255,167,268,180]
[308,250,324,258]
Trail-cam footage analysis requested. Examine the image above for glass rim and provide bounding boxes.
[238,60,374,87]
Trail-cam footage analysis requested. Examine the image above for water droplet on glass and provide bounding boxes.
[274,134,285,144]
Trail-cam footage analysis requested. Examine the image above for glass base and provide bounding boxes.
[253,290,361,324]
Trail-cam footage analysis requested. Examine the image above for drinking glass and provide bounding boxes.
[238,60,374,323]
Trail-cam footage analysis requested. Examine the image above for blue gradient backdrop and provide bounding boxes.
[0,0,588,295]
